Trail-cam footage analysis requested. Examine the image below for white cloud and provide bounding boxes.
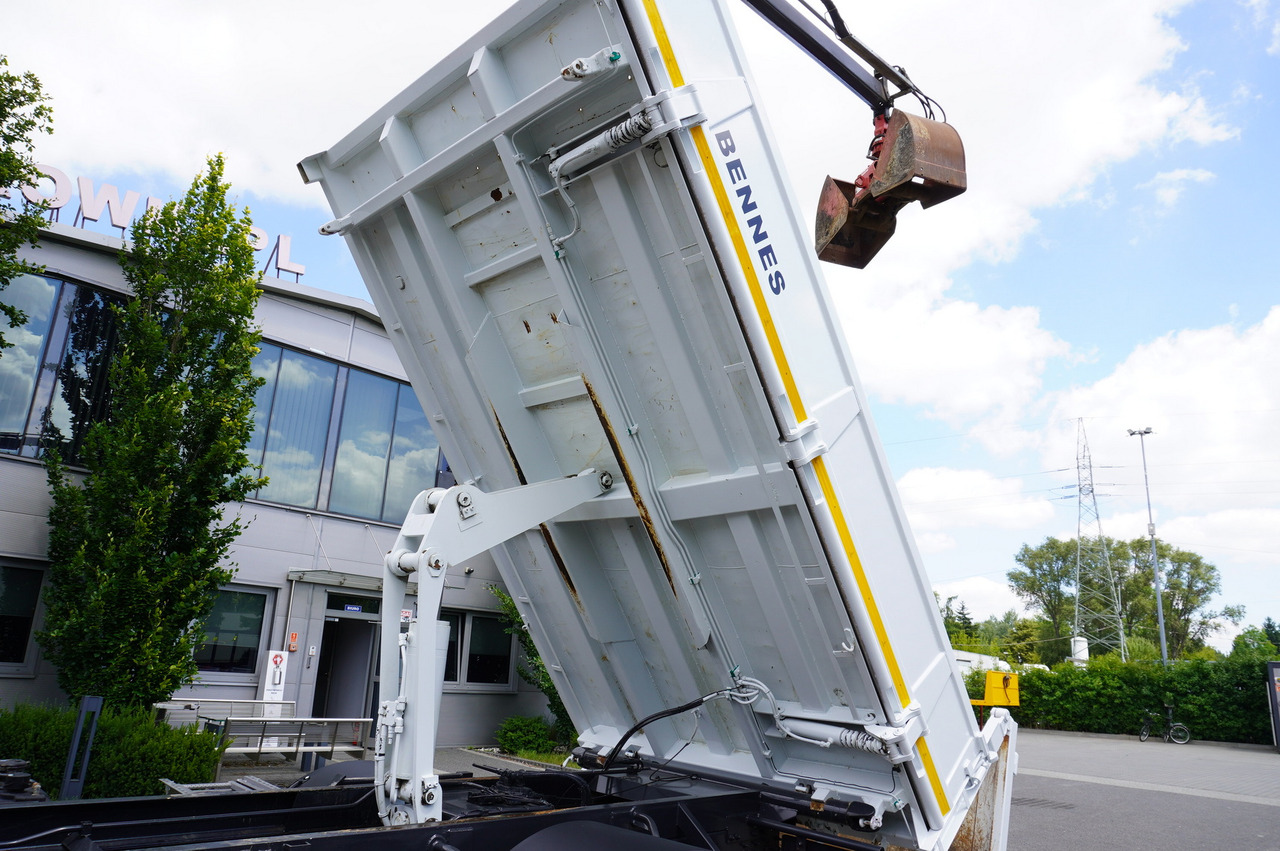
[1047,306,1280,516]
[933,576,1027,621]
[6,0,521,206]
[1161,509,1280,567]
[898,467,1056,532]
[1137,167,1215,210]
[914,531,957,555]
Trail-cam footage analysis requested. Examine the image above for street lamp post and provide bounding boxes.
[1128,427,1169,665]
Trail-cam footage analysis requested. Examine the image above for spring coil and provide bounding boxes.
[607,112,653,149]
[832,727,890,756]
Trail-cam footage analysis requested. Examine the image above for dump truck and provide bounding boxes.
[0,1,1014,849]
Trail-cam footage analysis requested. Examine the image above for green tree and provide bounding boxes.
[0,55,53,351]
[1008,537,1079,664]
[1262,617,1280,650]
[37,155,265,706]
[490,585,576,744]
[1120,538,1242,659]
[1229,626,1278,662]
[1003,617,1042,665]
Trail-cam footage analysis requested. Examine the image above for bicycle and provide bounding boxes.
[1139,707,1191,744]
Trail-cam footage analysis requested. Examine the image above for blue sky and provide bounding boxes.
[8,0,1279,650]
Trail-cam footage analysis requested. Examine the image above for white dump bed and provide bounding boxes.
[301,1,1012,848]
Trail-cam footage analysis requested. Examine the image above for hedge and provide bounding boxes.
[968,658,1275,744]
[494,715,557,755]
[0,703,224,799]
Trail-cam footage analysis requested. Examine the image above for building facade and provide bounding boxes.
[0,223,544,744]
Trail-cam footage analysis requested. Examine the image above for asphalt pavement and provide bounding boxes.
[1011,729,1280,850]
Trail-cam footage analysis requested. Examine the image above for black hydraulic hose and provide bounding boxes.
[601,695,714,772]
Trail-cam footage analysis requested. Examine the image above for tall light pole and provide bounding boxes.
[1128,427,1169,665]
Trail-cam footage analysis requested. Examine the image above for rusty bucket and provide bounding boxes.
[815,110,966,269]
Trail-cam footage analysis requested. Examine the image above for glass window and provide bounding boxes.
[382,386,439,522]
[256,349,337,508]
[0,274,59,454]
[329,370,398,518]
[440,610,514,688]
[0,565,43,666]
[195,589,268,674]
[442,611,462,683]
[245,342,283,471]
[46,285,124,464]
[465,614,513,685]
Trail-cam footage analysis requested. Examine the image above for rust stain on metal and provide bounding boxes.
[540,524,582,611]
[491,405,528,485]
[950,735,1010,851]
[582,375,678,596]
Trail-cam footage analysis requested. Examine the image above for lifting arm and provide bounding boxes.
[375,469,614,825]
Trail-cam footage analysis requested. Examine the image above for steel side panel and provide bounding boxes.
[303,1,990,847]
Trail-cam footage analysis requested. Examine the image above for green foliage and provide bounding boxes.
[0,703,223,798]
[993,658,1274,744]
[1230,626,1279,662]
[1010,536,1241,663]
[1008,537,1078,664]
[494,715,556,756]
[1119,538,1241,658]
[0,54,54,350]
[490,585,576,744]
[1124,635,1161,663]
[1003,618,1042,665]
[1263,617,1280,650]
[37,155,265,706]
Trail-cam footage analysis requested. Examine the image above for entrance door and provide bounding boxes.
[312,616,378,719]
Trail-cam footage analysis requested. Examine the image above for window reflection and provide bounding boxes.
[46,285,125,464]
[257,350,337,508]
[195,589,267,673]
[383,386,439,522]
[329,369,397,517]
[0,275,58,454]
[245,342,283,472]
[17,279,443,521]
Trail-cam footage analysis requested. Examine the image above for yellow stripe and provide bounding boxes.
[639,0,948,817]
[915,739,951,815]
[642,0,685,86]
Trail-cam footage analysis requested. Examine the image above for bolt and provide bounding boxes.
[457,492,472,507]
[599,471,614,490]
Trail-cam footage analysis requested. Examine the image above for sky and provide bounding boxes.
[7,0,1279,652]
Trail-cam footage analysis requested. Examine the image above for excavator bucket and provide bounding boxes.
[815,176,898,269]
[815,110,966,268]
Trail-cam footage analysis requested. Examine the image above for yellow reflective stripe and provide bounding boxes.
[639,0,949,818]
[689,124,807,424]
[642,0,685,87]
[916,739,952,816]
[811,456,907,698]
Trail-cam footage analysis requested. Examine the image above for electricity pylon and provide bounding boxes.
[1073,419,1127,660]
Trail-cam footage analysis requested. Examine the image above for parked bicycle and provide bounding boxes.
[1139,706,1191,744]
